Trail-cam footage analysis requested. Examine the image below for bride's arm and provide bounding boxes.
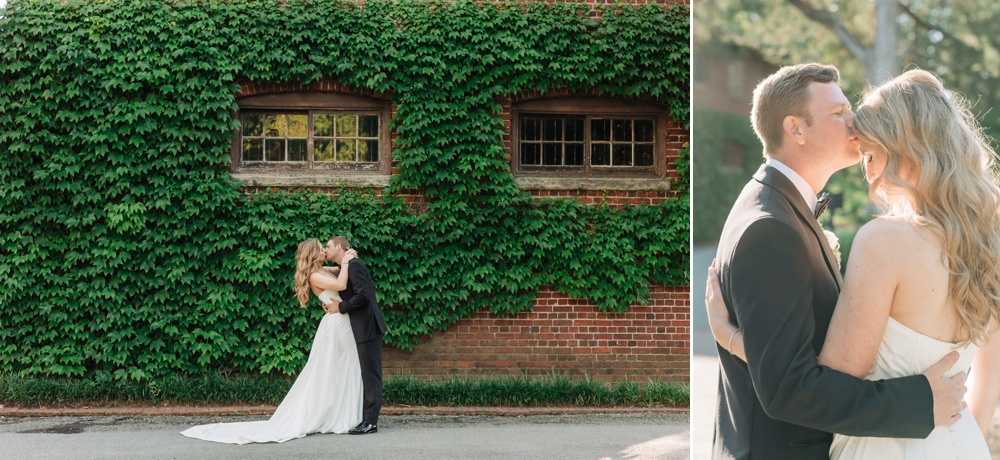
[310,250,357,292]
[706,223,899,378]
[310,267,347,292]
[967,320,1000,435]
[705,264,746,361]
[816,222,900,378]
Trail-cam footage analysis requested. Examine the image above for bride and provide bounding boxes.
[181,238,363,444]
[706,69,1000,458]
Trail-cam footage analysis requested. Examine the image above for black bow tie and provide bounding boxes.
[814,192,831,219]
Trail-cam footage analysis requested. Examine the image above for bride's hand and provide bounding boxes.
[705,260,734,330]
[342,249,358,264]
[706,262,747,361]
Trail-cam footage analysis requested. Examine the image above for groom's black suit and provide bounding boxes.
[712,165,934,459]
[337,258,388,425]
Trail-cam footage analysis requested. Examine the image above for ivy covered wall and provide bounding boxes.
[0,0,689,381]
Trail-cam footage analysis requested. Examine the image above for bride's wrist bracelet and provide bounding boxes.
[728,328,740,354]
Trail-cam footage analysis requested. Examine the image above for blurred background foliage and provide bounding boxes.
[693,0,1000,272]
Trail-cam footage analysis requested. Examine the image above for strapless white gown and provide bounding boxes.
[830,317,989,459]
[181,290,363,444]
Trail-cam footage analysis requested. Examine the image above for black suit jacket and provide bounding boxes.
[337,258,388,343]
[712,164,934,460]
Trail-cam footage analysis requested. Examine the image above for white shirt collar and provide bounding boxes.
[766,158,818,213]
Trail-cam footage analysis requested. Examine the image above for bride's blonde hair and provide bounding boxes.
[853,69,1000,346]
[293,238,324,308]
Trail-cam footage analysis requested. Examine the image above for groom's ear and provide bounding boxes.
[783,115,806,146]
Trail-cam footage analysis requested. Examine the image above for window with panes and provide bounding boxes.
[231,92,391,174]
[511,98,665,177]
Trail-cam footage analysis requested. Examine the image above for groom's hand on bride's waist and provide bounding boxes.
[925,351,968,427]
[323,300,341,314]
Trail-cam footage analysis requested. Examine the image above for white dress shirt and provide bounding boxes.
[766,158,817,213]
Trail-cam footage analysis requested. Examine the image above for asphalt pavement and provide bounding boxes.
[0,413,689,460]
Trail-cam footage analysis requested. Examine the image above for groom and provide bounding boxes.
[322,235,388,435]
[712,63,967,459]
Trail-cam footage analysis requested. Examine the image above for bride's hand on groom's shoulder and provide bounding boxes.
[342,249,358,264]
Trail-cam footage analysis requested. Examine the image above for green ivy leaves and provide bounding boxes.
[0,0,689,381]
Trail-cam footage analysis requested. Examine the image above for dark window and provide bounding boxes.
[519,117,585,166]
[511,98,666,177]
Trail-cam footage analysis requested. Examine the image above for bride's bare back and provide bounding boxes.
[875,218,962,343]
[818,216,963,377]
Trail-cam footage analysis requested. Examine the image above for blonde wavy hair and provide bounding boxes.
[853,69,1000,346]
[293,238,324,308]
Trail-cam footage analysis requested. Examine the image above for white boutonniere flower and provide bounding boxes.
[823,229,841,269]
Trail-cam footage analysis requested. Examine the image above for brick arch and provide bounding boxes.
[508,86,664,107]
[235,78,393,101]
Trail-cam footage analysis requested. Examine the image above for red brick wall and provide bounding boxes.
[235,19,690,383]
[384,284,690,382]
[528,189,671,206]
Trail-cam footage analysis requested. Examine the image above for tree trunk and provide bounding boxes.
[868,0,899,85]
[787,0,900,85]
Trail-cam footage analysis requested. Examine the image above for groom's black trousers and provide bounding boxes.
[357,336,383,424]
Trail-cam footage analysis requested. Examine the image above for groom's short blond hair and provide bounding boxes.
[752,63,840,156]
[328,236,351,250]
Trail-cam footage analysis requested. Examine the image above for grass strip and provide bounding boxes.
[0,372,688,408]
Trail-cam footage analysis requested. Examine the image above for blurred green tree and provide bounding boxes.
[694,0,1000,242]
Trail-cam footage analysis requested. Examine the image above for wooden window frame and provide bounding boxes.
[511,97,668,178]
[231,92,392,175]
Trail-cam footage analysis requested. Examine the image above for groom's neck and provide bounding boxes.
[769,151,832,194]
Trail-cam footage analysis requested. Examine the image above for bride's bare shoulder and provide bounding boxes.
[854,216,937,257]
[856,215,908,238]
[309,269,335,287]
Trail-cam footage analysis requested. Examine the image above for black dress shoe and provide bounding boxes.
[348,421,377,434]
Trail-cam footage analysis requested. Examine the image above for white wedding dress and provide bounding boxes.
[829,316,990,459]
[181,290,363,444]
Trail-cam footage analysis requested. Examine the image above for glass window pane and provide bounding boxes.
[591,144,611,166]
[521,143,541,165]
[289,115,308,138]
[565,143,584,166]
[265,139,284,161]
[635,119,654,142]
[543,119,562,141]
[566,119,584,142]
[635,144,654,166]
[591,119,611,141]
[315,139,335,162]
[521,118,541,141]
[336,115,357,138]
[359,115,379,138]
[612,119,632,142]
[288,139,307,161]
[336,139,356,162]
[242,114,263,136]
[314,114,334,137]
[242,138,262,161]
[542,143,561,165]
[359,140,379,162]
[264,114,285,137]
[612,144,632,166]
